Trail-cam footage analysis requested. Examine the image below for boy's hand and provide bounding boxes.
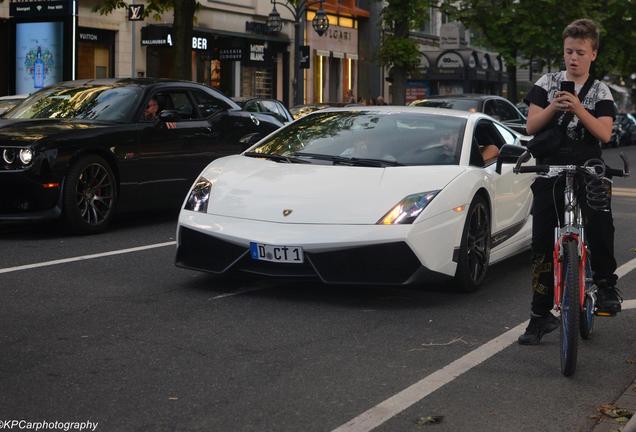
[554,91,583,114]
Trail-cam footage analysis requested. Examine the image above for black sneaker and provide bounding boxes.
[596,286,622,316]
[518,313,560,345]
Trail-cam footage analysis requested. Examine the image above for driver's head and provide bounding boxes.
[439,131,458,153]
[144,98,159,119]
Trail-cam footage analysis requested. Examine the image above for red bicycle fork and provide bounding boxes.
[553,233,587,311]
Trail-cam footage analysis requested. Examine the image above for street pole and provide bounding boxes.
[131,2,136,78]
[294,11,304,106]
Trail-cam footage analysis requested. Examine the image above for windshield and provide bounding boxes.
[5,85,143,121]
[250,111,466,166]
[412,99,480,112]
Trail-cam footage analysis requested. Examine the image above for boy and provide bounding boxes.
[519,19,620,345]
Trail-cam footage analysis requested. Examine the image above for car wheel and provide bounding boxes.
[455,195,491,292]
[62,155,117,234]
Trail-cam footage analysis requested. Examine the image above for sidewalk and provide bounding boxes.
[590,377,636,432]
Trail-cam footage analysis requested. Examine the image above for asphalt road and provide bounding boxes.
[1,146,635,432]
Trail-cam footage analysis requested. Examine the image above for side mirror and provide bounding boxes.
[496,144,527,174]
[158,109,179,124]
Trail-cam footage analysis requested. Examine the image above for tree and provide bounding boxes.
[440,0,635,101]
[94,0,198,80]
[378,0,431,105]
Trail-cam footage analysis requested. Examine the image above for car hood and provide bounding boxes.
[0,119,111,144]
[201,155,465,224]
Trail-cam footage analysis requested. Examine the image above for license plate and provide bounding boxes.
[249,242,304,264]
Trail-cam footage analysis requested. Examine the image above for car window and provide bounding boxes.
[244,100,259,113]
[191,89,231,118]
[494,123,517,145]
[494,99,521,122]
[143,90,195,122]
[260,100,287,122]
[166,91,195,120]
[6,85,142,121]
[472,120,505,167]
[251,111,467,166]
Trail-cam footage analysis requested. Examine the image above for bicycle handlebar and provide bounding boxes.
[512,151,631,178]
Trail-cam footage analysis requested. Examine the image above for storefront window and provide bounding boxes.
[241,66,272,98]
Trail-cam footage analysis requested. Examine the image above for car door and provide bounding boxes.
[137,88,212,208]
[474,119,532,243]
[493,98,527,133]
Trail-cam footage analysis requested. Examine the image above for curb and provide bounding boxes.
[590,379,636,432]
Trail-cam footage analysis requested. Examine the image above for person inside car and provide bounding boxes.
[143,97,176,129]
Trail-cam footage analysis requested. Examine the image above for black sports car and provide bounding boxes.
[0,78,283,233]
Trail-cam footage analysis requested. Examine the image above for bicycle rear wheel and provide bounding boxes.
[560,238,580,377]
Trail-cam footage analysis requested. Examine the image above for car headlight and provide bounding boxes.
[377,191,440,225]
[184,176,213,213]
[19,148,33,165]
[2,148,15,165]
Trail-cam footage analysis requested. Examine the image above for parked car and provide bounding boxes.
[0,78,283,233]
[615,112,636,146]
[232,97,294,124]
[409,94,528,135]
[0,94,28,116]
[289,102,361,120]
[176,106,534,291]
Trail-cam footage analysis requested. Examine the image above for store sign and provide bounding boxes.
[437,52,464,69]
[140,27,209,51]
[245,21,272,35]
[78,27,115,45]
[327,28,352,41]
[249,44,265,62]
[440,22,466,50]
[9,0,71,18]
[481,55,489,69]
[299,45,310,69]
[128,4,144,21]
[220,48,243,61]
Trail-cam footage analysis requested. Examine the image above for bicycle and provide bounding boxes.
[513,152,630,376]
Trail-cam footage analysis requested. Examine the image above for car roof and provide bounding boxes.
[0,94,28,101]
[311,105,478,119]
[418,94,507,101]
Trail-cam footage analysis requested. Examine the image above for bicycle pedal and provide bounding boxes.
[594,311,616,317]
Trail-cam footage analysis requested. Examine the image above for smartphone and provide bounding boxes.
[560,80,575,94]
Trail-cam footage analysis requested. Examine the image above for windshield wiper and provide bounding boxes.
[244,151,310,164]
[294,152,403,167]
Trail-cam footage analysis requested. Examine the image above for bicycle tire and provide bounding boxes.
[580,247,595,340]
[560,238,580,376]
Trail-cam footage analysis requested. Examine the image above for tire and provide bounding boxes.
[454,195,491,292]
[560,238,580,377]
[62,155,117,234]
[580,247,595,340]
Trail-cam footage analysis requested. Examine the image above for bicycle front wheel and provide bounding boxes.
[561,238,580,377]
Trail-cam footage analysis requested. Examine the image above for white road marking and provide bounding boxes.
[332,257,636,432]
[0,241,176,275]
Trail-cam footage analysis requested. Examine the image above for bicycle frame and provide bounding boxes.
[553,168,589,311]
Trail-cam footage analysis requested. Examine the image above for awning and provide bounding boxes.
[332,51,345,59]
[316,49,330,57]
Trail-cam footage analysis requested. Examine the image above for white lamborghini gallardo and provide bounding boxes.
[176,107,535,291]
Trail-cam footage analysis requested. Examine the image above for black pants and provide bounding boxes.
[530,176,617,315]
